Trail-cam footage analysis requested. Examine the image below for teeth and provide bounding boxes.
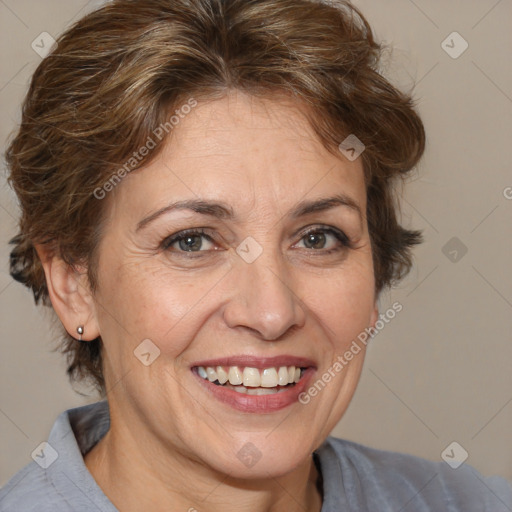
[246,387,278,395]
[197,364,305,388]
[243,367,261,387]
[260,368,279,388]
[278,366,289,386]
[216,366,228,384]
[228,366,243,385]
[206,367,217,382]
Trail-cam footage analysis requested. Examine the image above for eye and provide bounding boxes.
[160,226,352,256]
[295,226,352,253]
[161,229,216,253]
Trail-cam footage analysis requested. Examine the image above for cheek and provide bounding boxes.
[95,259,224,356]
[303,263,376,345]
[94,240,375,364]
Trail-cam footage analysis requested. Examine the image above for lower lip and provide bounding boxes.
[194,368,315,413]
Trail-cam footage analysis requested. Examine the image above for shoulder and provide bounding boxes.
[0,401,112,512]
[317,436,512,512]
[0,462,62,512]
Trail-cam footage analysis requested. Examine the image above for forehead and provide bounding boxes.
[109,91,366,222]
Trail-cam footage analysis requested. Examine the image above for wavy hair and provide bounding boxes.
[6,0,425,395]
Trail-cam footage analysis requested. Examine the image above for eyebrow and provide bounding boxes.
[136,193,362,232]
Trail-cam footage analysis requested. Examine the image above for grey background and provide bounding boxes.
[1,0,511,486]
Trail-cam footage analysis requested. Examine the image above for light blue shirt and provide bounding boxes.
[1,400,511,511]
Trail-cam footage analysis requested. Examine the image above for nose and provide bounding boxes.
[222,250,306,341]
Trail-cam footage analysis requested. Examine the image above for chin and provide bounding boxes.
[198,430,318,480]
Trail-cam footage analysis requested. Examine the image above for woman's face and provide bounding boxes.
[89,91,378,478]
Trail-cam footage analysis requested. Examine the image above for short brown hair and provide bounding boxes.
[6,0,425,395]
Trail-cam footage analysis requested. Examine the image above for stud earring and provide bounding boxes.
[77,325,84,342]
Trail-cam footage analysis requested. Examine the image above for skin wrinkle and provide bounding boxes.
[8,0,425,340]
[4,2,429,508]
[71,90,378,512]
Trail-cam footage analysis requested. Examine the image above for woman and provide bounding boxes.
[1,0,511,510]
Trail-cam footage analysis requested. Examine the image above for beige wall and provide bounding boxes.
[1,0,511,486]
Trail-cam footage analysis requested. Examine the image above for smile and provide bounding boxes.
[196,365,304,395]
[191,356,316,412]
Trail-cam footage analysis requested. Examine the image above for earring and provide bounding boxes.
[77,325,84,342]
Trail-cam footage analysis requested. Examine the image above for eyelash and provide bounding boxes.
[160,226,353,256]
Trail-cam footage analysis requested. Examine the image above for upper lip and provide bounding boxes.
[191,355,316,369]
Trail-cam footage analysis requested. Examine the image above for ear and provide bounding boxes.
[35,245,100,341]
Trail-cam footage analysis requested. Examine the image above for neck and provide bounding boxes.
[84,416,323,512]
